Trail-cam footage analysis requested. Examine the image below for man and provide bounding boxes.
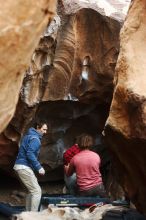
[65,134,106,197]
[14,121,48,211]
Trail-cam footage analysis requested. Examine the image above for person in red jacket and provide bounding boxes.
[65,134,106,197]
[63,143,81,166]
[63,136,81,195]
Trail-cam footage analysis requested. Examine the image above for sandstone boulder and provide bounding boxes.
[0,0,56,133]
[105,0,146,214]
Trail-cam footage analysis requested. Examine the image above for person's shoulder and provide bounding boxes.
[72,150,82,159]
[90,150,100,157]
[29,135,40,144]
[65,144,79,153]
[70,143,79,149]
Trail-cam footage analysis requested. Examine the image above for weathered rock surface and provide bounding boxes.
[3,0,146,214]
[1,101,110,182]
[61,0,131,22]
[0,2,121,182]
[21,15,60,107]
[20,6,121,106]
[0,0,57,133]
[105,0,146,214]
[42,8,121,103]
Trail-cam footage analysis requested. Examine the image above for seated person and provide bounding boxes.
[63,136,81,195]
[64,134,106,197]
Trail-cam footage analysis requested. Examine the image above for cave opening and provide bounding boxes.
[0,100,113,208]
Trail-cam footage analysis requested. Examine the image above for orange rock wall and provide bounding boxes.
[0,0,56,133]
[0,7,120,182]
[105,0,146,214]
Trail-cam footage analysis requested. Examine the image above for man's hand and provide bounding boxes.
[38,167,45,175]
[102,130,105,136]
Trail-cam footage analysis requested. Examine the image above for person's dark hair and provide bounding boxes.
[34,121,47,129]
[74,133,87,145]
[78,134,94,150]
[74,134,83,144]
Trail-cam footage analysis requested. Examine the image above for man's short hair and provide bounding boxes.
[34,120,47,129]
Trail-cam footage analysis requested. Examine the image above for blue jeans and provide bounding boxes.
[64,173,77,195]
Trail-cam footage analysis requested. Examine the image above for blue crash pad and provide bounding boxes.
[0,202,25,217]
[40,194,111,207]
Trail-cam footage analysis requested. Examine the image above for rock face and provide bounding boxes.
[3,0,146,214]
[20,6,120,105]
[1,100,110,182]
[61,0,131,22]
[21,15,61,107]
[0,3,121,181]
[42,8,121,103]
[105,0,146,214]
[0,0,57,133]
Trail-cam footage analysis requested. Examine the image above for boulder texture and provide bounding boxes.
[105,0,146,214]
[21,15,61,107]
[0,1,121,183]
[21,6,121,105]
[61,0,130,22]
[0,0,57,133]
[41,7,121,103]
[1,100,110,182]
[4,0,146,215]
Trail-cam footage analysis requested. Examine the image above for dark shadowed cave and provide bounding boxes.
[0,101,111,183]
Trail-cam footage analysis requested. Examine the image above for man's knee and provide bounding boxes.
[31,185,42,196]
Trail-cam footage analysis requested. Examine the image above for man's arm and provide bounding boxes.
[64,160,75,177]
